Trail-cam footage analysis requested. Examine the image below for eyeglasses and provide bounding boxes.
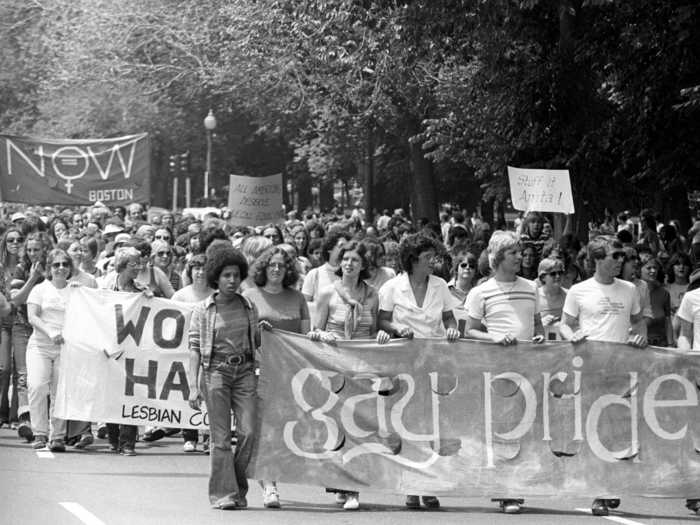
[547,270,565,277]
[458,262,476,269]
[268,262,285,270]
[51,261,70,269]
[6,237,23,244]
[155,235,171,241]
[611,252,626,260]
[156,251,171,257]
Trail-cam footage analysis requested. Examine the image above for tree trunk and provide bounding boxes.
[364,126,375,224]
[319,178,334,212]
[408,136,437,223]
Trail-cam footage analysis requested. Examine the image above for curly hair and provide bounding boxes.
[205,245,248,289]
[334,240,371,281]
[321,229,352,263]
[398,233,443,274]
[251,246,299,288]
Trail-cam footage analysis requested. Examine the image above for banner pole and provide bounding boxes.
[172,177,178,212]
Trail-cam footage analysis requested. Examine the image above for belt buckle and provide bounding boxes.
[225,354,245,366]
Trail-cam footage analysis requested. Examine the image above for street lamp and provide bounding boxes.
[204,109,217,201]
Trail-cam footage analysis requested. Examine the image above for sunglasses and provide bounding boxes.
[547,270,565,277]
[51,261,71,269]
[458,262,476,269]
[156,251,171,257]
[7,237,24,244]
[155,235,171,241]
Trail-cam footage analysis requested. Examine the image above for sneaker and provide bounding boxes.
[142,428,165,442]
[503,500,521,514]
[343,493,359,510]
[686,499,700,515]
[591,499,609,516]
[17,422,34,443]
[121,446,136,456]
[109,442,119,452]
[405,495,420,508]
[32,435,48,449]
[96,424,108,439]
[335,492,348,505]
[49,439,66,452]
[183,440,196,453]
[74,434,94,450]
[263,485,281,509]
[422,496,440,508]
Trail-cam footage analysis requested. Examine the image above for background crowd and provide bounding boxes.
[0,199,699,512]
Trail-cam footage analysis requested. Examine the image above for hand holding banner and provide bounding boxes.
[507,166,575,214]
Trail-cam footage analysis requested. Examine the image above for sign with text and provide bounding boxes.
[250,330,700,497]
[54,288,207,429]
[507,166,575,214]
[227,173,283,226]
[0,133,151,205]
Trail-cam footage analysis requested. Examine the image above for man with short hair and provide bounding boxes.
[560,235,646,517]
[465,230,543,515]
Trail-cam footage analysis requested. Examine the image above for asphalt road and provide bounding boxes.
[1,427,697,525]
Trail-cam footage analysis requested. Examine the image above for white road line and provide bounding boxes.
[59,502,106,525]
[36,450,54,459]
[575,508,647,525]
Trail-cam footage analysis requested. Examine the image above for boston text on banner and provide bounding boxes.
[227,173,283,226]
[250,329,700,497]
[0,133,151,205]
[54,287,208,429]
[507,166,575,214]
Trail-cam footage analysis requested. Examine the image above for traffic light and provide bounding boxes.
[168,155,177,176]
[179,151,190,176]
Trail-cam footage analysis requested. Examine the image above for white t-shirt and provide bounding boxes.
[563,277,640,343]
[465,276,540,340]
[301,263,339,302]
[677,289,700,351]
[26,280,72,348]
[378,273,460,338]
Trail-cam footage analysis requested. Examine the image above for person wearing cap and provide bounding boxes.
[537,257,567,341]
[10,212,26,224]
[560,236,646,517]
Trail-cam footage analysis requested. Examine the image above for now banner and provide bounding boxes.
[250,330,700,497]
[0,133,151,205]
[54,288,206,429]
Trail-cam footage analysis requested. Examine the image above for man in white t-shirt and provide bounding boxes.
[560,235,646,517]
[677,273,700,352]
[464,230,543,515]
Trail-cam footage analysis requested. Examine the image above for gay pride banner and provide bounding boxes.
[250,330,700,497]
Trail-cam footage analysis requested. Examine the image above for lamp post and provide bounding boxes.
[204,109,217,202]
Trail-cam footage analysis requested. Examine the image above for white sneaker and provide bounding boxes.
[263,486,281,508]
[183,441,196,453]
[343,493,360,510]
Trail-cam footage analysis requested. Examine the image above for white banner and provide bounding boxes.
[54,287,208,429]
[227,173,283,226]
[507,166,575,214]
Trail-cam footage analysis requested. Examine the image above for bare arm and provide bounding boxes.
[27,303,63,344]
[677,318,693,351]
[377,309,413,338]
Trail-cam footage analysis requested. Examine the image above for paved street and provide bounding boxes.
[1,426,697,525]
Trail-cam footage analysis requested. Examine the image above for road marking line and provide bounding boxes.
[36,450,54,459]
[575,508,646,525]
[59,502,106,525]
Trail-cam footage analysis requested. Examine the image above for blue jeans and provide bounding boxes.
[203,360,257,505]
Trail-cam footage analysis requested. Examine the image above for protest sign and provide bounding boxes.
[507,166,575,214]
[54,288,207,429]
[227,173,283,226]
[250,330,700,497]
[0,133,151,205]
